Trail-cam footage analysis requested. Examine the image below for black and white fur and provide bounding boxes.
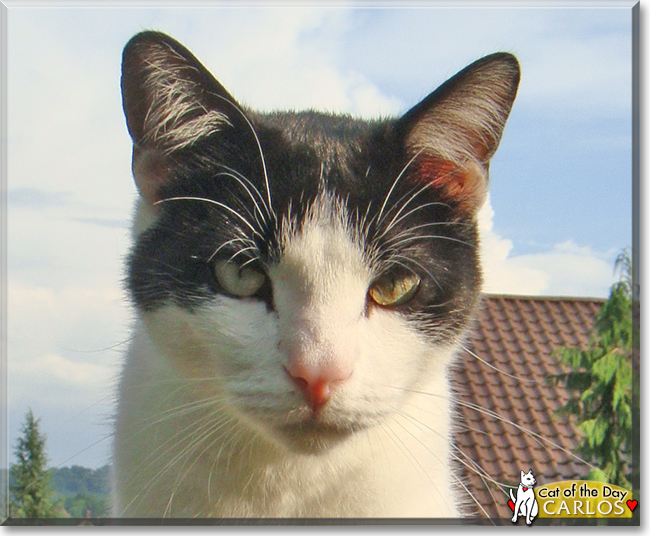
[113,31,519,518]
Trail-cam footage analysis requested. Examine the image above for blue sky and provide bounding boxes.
[4,2,635,469]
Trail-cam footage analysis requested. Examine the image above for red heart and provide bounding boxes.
[508,499,515,511]
[627,500,638,512]
[523,487,528,491]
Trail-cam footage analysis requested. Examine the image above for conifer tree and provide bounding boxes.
[9,409,59,518]
[553,250,633,490]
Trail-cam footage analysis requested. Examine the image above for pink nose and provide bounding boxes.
[285,362,351,412]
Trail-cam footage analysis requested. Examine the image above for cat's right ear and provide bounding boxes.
[396,53,520,216]
[121,31,240,205]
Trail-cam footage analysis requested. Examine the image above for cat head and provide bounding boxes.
[121,31,519,453]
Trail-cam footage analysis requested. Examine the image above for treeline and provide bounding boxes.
[9,464,111,518]
[51,465,111,517]
[9,409,110,519]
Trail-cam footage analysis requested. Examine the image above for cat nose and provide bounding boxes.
[285,362,351,412]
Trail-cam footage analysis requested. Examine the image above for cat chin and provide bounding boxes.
[275,423,356,455]
[238,404,376,455]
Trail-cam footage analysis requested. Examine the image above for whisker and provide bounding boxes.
[154,196,264,240]
[227,245,260,264]
[388,233,476,250]
[120,412,235,516]
[380,219,468,250]
[385,254,443,292]
[389,385,595,470]
[238,256,260,270]
[376,148,425,227]
[214,163,272,220]
[164,417,237,518]
[390,409,493,521]
[389,419,455,513]
[460,344,538,384]
[376,185,441,242]
[208,237,256,263]
[210,94,274,219]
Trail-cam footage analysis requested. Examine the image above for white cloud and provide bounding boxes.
[478,198,549,295]
[7,279,127,410]
[478,197,615,298]
[7,282,125,467]
[10,353,115,389]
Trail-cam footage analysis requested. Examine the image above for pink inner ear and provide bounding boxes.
[413,156,486,215]
[132,146,169,207]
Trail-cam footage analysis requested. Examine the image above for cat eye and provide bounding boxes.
[213,261,266,298]
[368,273,421,307]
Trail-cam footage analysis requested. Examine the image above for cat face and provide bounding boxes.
[121,31,519,453]
[521,470,537,487]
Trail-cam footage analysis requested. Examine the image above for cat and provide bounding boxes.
[112,30,519,518]
[510,470,539,525]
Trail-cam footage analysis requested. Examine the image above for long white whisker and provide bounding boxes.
[164,417,237,518]
[388,233,476,250]
[391,409,494,522]
[380,218,466,251]
[393,385,596,470]
[386,254,443,291]
[397,401,511,497]
[154,196,263,239]
[460,344,538,384]
[208,237,256,263]
[210,94,273,218]
[376,184,439,242]
[227,246,259,264]
[215,171,267,227]
[214,162,271,219]
[376,148,425,227]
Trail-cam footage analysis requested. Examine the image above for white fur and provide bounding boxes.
[141,42,231,152]
[113,194,463,518]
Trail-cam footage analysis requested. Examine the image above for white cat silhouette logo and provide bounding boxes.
[509,469,539,525]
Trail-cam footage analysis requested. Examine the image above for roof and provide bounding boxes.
[450,293,605,520]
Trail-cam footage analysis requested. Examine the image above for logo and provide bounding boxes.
[509,469,539,525]
[508,473,637,522]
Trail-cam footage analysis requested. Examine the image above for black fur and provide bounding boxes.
[123,31,519,343]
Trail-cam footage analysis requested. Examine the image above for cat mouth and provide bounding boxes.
[277,417,361,452]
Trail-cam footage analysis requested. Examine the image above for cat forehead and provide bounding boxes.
[256,111,372,150]
[271,193,372,294]
[253,111,376,178]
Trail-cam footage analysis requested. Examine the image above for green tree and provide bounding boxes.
[63,491,109,518]
[9,409,60,518]
[553,249,633,490]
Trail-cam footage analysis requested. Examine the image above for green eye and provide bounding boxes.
[213,261,266,297]
[368,273,420,307]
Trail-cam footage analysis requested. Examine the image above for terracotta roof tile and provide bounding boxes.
[451,293,604,520]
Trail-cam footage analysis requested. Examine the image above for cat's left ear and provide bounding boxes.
[397,53,520,215]
[121,31,244,205]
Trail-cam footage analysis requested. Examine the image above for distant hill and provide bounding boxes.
[50,465,111,517]
[51,465,110,498]
[9,464,111,518]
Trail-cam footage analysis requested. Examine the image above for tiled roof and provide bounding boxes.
[450,294,605,520]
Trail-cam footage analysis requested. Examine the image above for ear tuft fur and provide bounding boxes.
[121,31,234,153]
[399,53,520,215]
[121,31,240,204]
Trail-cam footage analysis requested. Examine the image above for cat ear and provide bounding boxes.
[397,53,520,215]
[121,31,239,204]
